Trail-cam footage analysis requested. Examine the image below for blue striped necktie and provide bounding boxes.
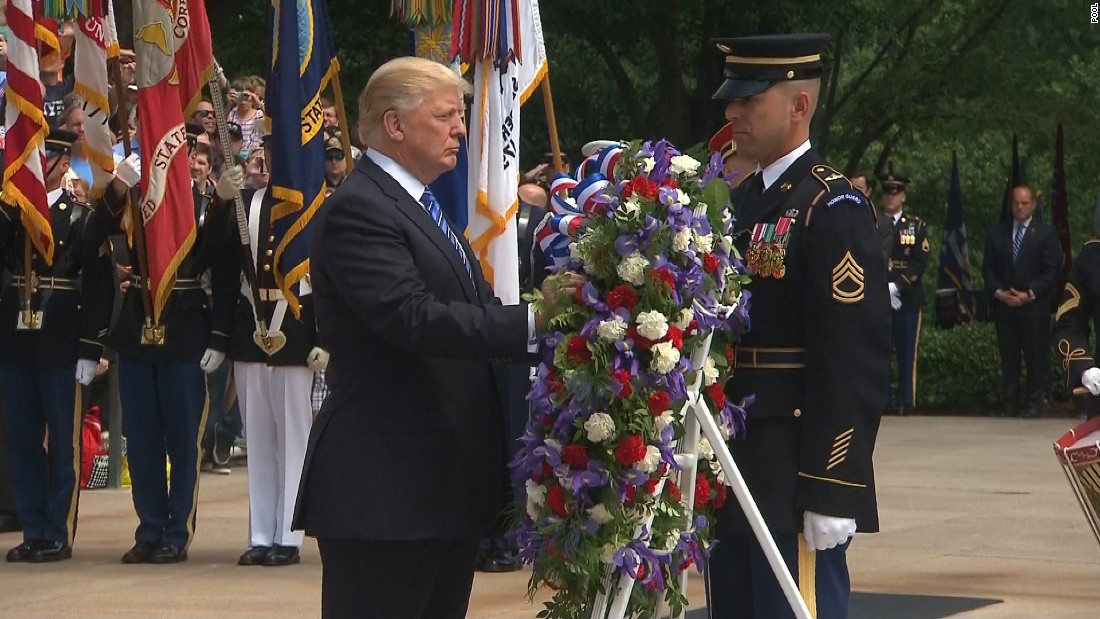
[1012,223,1025,263]
[419,188,475,287]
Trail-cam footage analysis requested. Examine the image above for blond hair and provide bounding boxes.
[358,57,471,146]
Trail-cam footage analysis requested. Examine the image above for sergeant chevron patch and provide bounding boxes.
[831,251,865,303]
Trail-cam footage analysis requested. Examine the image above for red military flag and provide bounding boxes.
[132,0,211,324]
[3,0,51,263]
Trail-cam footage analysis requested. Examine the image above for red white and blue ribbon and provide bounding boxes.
[537,143,625,268]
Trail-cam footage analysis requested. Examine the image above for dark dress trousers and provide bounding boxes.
[983,219,1062,408]
[293,155,529,618]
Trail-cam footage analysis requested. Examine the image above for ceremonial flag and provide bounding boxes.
[400,2,470,231]
[1052,122,1072,294]
[459,0,547,304]
[936,151,973,325]
[999,132,1021,224]
[133,0,211,324]
[3,0,51,263]
[73,0,119,197]
[268,0,338,317]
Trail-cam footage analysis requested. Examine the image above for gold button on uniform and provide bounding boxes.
[263,264,271,272]
[265,249,273,256]
[793,408,802,418]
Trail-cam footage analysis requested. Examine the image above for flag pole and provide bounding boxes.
[540,73,564,174]
[21,237,36,328]
[109,57,160,343]
[330,62,354,165]
[207,61,271,345]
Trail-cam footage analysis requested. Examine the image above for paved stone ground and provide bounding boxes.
[0,415,1098,618]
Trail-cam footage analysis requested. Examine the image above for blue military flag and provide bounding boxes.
[937,151,974,325]
[268,0,338,317]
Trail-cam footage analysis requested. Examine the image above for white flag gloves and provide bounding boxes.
[115,153,142,189]
[888,282,902,311]
[803,511,857,551]
[1082,367,1100,396]
[306,347,329,372]
[216,165,245,200]
[200,349,226,374]
[75,359,98,386]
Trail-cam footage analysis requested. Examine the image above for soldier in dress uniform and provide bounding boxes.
[0,128,113,562]
[879,170,928,416]
[101,142,244,564]
[220,134,327,567]
[709,34,891,619]
[1053,201,1100,420]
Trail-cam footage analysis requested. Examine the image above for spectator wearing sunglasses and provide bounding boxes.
[323,132,348,195]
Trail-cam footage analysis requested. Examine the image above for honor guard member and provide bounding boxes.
[879,170,927,415]
[220,133,327,567]
[1053,202,1100,420]
[101,140,245,565]
[709,34,891,619]
[0,128,113,563]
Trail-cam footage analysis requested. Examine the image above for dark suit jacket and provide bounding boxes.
[983,219,1063,319]
[293,156,529,541]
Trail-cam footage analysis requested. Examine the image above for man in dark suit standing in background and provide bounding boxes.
[984,185,1063,417]
[293,57,578,619]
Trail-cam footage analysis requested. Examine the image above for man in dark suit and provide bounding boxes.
[292,56,576,619]
[879,171,929,416]
[710,34,891,619]
[984,184,1063,417]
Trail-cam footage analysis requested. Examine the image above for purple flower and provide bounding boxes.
[614,234,638,257]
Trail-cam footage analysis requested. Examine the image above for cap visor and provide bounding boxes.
[712,79,773,100]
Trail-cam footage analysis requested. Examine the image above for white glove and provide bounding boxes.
[75,359,98,386]
[306,347,329,372]
[803,511,857,551]
[1083,367,1100,396]
[199,348,226,374]
[115,153,142,189]
[888,282,902,311]
[216,165,245,200]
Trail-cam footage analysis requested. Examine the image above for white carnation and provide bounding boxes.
[671,228,692,253]
[616,251,649,286]
[597,316,628,343]
[670,154,701,175]
[699,437,715,461]
[654,410,675,432]
[710,459,729,485]
[694,232,715,254]
[643,157,656,174]
[589,503,615,525]
[673,307,694,330]
[651,341,681,374]
[702,356,719,386]
[525,479,547,517]
[636,310,669,341]
[584,412,616,443]
[639,445,662,473]
[675,188,690,205]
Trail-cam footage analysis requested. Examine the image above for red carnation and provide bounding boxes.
[650,267,676,294]
[665,325,684,349]
[714,482,728,509]
[643,477,659,496]
[686,319,698,336]
[607,284,640,311]
[613,369,633,398]
[661,178,678,189]
[666,480,683,503]
[703,253,720,273]
[705,382,726,410]
[624,176,659,200]
[561,444,590,470]
[566,336,592,364]
[625,484,637,504]
[647,391,671,417]
[614,435,647,466]
[627,325,656,350]
[694,473,711,508]
[540,413,553,428]
[547,485,569,517]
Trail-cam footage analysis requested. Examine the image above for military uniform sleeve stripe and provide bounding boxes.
[797,471,866,488]
[1056,284,1081,322]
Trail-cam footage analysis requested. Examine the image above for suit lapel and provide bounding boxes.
[358,159,479,303]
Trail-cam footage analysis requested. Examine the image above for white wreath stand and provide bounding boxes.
[590,332,812,619]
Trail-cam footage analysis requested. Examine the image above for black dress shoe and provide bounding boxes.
[0,514,22,534]
[263,545,300,566]
[30,541,72,563]
[238,546,272,566]
[122,541,160,564]
[6,541,38,563]
[148,545,188,564]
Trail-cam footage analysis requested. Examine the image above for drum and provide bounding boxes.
[1053,414,1100,549]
